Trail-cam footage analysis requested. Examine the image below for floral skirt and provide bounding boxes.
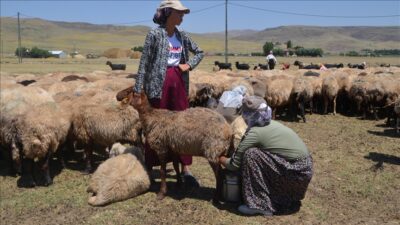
[241,148,313,214]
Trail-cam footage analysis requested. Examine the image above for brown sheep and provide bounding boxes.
[128,92,233,201]
[87,146,150,206]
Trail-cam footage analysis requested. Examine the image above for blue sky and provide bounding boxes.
[1,0,399,33]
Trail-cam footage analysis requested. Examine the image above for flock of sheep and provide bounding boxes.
[1,64,399,205]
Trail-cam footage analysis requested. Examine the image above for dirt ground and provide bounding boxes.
[1,112,399,225]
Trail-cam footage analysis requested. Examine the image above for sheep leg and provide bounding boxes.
[333,96,337,115]
[17,158,36,188]
[209,162,224,204]
[323,95,329,114]
[272,108,277,119]
[82,147,93,174]
[396,117,399,134]
[309,100,313,115]
[157,161,168,200]
[373,107,379,121]
[36,152,53,186]
[299,100,306,123]
[172,156,182,187]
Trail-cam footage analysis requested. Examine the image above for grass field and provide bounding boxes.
[0,56,399,225]
[1,55,399,75]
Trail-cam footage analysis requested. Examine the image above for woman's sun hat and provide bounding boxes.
[158,0,190,14]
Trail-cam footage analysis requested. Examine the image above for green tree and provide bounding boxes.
[15,47,30,57]
[273,48,285,56]
[263,41,274,55]
[30,46,51,58]
[286,40,292,49]
[131,46,144,52]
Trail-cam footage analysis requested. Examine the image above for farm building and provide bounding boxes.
[48,50,68,58]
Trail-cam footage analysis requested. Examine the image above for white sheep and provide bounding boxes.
[87,146,150,206]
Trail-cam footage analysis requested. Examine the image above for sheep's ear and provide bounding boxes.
[121,97,129,105]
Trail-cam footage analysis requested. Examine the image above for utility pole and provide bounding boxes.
[17,12,22,63]
[225,0,228,63]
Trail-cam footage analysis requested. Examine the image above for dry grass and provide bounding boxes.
[1,113,399,225]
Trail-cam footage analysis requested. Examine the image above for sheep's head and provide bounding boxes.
[129,92,151,114]
[116,86,134,101]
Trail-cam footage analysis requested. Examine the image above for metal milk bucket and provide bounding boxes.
[223,173,241,202]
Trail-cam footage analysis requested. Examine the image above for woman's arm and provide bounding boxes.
[182,32,204,70]
[133,31,155,93]
[222,129,259,171]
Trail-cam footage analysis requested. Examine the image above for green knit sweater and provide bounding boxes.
[226,120,309,171]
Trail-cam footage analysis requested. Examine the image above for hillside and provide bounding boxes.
[1,17,399,55]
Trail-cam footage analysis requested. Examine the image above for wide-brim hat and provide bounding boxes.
[158,0,190,14]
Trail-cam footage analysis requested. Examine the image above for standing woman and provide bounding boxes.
[132,0,204,186]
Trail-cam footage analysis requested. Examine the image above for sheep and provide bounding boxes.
[106,61,126,71]
[87,146,150,206]
[264,76,294,119]
[17,80,36,86]
[214,61,232,70]
[188,83,215,107]
[348,62,366,69]
[324,63,344,69]
[128,92,233,200]
[230,116,247,151]
[61,75,89,82]
[290,77,314,122]
[395,99,400,133]
[321,76,339,115]
[349,78,370,118]
[235,61,250,70]
[9,103,71,187]
[71,103,142,174]
[253,63,269,70]
[294,60,320,70]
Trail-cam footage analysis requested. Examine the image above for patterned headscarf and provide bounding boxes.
[241,96,272,129]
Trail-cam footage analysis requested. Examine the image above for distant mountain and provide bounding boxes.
[1,17,399,54]
[228,26,400,52]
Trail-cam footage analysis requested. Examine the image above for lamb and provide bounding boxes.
[214,61,232,70]
[128,92,233,200]
[71,103,142,174]
[106,61,126,71]
[87,146,150,206]
[235,61,250,70]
